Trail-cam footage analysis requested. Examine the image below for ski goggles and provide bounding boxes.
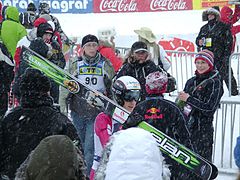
[123,90,140,102]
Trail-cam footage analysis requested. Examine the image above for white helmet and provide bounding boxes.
[112,76,141,106]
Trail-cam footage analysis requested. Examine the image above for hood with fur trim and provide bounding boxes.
[202,7,221,21]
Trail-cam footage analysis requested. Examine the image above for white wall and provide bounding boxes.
[55,10,205,38]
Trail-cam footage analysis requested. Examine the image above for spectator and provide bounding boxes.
[0,6,27,58]
[15,135,88,180]
[0,43,14,120]
[26,2,37,24]
[220,4,240,53]
[234,135,240,169]
[40,13,63,49]
[178,50,223,163]
[38,2,71,45]
[95,128,171,180]
[0,68,81,179]
[134,27,171,71]
[196,7,238,96]
[98,28,123,72]
[19,12,34,31]
[124,71,192,179]
[115,41,162,101]
[90,76,141,180]
[13,22,65,103]
[67,34,115,175]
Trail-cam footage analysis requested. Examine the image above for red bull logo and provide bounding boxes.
[145,107,163,120]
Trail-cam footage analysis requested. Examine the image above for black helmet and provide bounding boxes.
[37,22,53,38]
[112,76,141,106]
[38,2,50,14]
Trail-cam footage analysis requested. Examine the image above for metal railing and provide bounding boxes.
[213,99,240,174]
[229,53,240,97]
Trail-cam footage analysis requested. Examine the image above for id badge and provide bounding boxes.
[206,38,212,47]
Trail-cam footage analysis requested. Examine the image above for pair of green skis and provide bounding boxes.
[20,46,218,180]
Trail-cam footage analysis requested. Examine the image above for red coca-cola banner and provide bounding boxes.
[93,0,193,13]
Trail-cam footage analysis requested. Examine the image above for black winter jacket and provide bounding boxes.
[196,19,233,68]
[115,60,161,101]
[126,96,192,179]
[184,70,223,124]
[0,94,80,179]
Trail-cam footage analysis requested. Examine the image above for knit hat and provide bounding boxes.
[27,2,37,12]
[145,71,168,95]
[20,68,50,96]
[131,41,148,53]
[81,34,99,47]
[195,49,214,69]
[24,135,85,179]
[134,27,157,43]
[37,22,53,37]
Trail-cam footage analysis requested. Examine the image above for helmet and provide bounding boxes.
[38,2,50,14]
[112,76,141,106]
[145,71,168,95]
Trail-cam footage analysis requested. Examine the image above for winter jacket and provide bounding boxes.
[67,54,115,117]
[126,96,192,179]
[98,45,122,72]
[220,5,240,52]
[184,70,223,123]
[95,128,170,180]
[0,42,14,118]
[183,70,223,160]
[0,94,80,179]
[0,6,27,57]
[195,18,232,69]
[90,112,120,180]
[15,135,88,180]
[115,60,162,101]
[14,35,32,71]
[12,38,50,100]
[234,136,240,168]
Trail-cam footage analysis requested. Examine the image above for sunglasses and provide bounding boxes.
[123,90,140,102]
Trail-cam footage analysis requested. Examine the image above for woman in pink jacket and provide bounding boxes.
[90,76,141,179]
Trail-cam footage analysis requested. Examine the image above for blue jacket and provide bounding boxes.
[234,136,240,168]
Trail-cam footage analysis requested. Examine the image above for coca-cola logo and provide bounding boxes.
[99,0,137,12]
[150,0,187,11]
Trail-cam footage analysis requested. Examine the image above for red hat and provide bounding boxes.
[145,71,168,95]
[34,17,47,27]
[195,49,214,69]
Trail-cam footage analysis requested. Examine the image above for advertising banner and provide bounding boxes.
[93,0,193,13]
[1,0,93,13]
[192,0,232,10]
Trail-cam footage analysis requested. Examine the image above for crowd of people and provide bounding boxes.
[0,2,239,180]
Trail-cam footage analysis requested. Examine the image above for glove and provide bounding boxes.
[85,91,104,109]
[51,40,61,51]
[122,112,144,129]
